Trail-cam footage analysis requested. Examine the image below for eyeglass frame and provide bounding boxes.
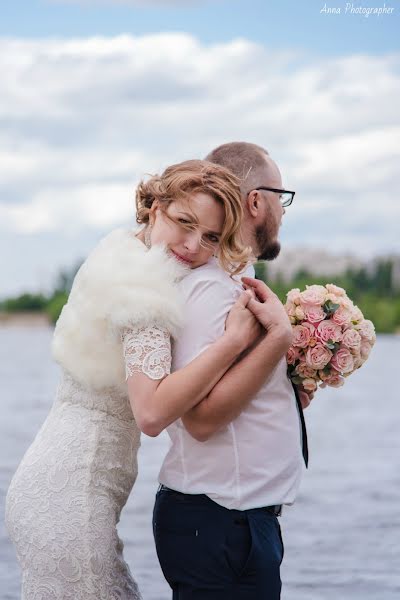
[252,186,295,207]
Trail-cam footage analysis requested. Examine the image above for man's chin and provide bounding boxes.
[258,241,281,261]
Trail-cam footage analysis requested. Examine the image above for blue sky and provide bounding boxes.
[2,0,399,54]
[1,0,399,296]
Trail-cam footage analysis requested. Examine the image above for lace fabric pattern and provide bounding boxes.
[5,372,142,600]
[5,326,173,599]
[122,325,172,381]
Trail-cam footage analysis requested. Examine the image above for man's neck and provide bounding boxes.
[241,222,258,258]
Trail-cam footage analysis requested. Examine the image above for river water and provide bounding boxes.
[0,325,399,599]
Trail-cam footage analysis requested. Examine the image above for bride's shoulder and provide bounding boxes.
[83,227,186,284]
[84,228,143,263]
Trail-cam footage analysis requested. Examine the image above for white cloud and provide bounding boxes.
[0,33,399,295]
[1,183,135,234]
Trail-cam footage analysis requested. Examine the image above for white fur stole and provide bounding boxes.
[52,229,187,392]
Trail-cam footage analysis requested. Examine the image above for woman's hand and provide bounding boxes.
[241,277,292,344]
[225,290,264,352]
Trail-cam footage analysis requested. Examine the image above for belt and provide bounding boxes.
[264,504,282,517]
[158,485,283,517]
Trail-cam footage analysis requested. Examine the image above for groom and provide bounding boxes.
[153,142,310,599]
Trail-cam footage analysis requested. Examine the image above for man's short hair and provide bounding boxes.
[205,142,270,195]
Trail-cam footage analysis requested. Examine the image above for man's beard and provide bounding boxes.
[255,221,281,261]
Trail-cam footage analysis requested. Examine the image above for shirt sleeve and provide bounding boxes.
[171,271,242,369]
[121,325,172,381]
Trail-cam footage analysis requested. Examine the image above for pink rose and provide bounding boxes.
[356,319,376,343]
[303,305,326,324]
[339,296,354,311]
[292,325,312,348]
[286,288,301,305]
[315,320,342,344]
[287,346,301,365]
[360,340,373,360]
[318,369,329,380]
[351,305,364,324]
[325,293,341,305]
[286,303,296,317]
[331,348,354,373]
[341,328,362,351]
[295,361,318,379]
[302,378,318,392]
[295,306,305,321]
[332,307,352,327]
[300,285,327,306]
[302,321,317,346]
[353,355,364,369]
[306,343,333,370]
[321,372,345,388]
[325,284,346,297]
[303,322,316,335]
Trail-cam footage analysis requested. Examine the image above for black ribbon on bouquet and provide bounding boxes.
[292,382,309,468]
[252,271,309,468]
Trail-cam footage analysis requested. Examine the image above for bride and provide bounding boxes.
[5,159,262,599]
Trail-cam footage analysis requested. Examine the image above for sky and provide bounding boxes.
[1,0,399,296]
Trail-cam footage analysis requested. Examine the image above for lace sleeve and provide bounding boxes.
[121,325,172,381]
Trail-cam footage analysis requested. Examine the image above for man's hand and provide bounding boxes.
[241,277,292,343]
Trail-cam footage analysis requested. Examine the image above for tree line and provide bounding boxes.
[255,258,400,334]
[1,258,399,333]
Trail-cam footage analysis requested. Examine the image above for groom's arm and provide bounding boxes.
[178,275,291,441]
[182,329,290,441]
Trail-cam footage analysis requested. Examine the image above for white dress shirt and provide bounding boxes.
[159,258,304,510]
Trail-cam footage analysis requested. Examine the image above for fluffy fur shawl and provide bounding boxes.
[52,228,187,392]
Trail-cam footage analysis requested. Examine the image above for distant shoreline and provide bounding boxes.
[0,311,399,336]
[0,311,51,327]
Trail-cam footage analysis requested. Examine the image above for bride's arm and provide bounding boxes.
[125,291,260,437]
[181,328,290,441]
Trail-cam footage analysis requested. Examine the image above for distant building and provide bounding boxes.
[264,247,365,283]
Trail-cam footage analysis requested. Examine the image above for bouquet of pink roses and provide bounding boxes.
[285,284,376,392]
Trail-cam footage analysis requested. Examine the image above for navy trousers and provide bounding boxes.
[153,488,284,599]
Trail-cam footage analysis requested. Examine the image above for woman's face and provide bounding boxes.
[149,192,225,268]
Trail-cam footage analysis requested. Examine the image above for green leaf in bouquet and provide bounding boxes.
[322,301,340,315]
[325,340,340,352]
[291,376,304,385]
[322,365,331,375]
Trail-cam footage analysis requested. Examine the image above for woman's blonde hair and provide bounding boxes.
[135,159,252,275]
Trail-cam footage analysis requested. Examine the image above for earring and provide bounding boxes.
[144,225,152,249]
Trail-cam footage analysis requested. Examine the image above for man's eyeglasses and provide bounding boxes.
[253,187,295,208]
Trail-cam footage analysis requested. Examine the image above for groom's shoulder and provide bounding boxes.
[181,259,255,298]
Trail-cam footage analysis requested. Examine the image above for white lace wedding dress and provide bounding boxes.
[5,325,171,600]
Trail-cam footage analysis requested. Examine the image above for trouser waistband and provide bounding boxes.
[157,485,283,517]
